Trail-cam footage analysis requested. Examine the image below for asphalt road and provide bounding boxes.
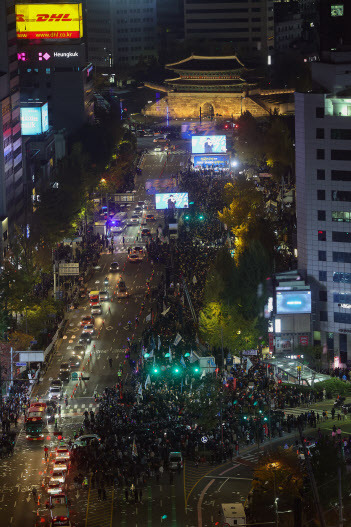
[0,141,309,527]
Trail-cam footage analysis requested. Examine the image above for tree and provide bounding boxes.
[264,116,295,182]
[235,111,265,167]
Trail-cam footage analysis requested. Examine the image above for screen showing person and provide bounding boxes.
[192,135,226,154]
[155,193,189,210]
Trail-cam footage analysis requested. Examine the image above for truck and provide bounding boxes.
[221,503,246,526]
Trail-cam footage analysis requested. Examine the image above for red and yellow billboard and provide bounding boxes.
[15,3,83,39]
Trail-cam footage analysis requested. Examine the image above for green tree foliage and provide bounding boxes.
[265,116,295,181]
[236,111,265,167]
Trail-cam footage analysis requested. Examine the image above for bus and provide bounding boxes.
[50,494,71,527]
[25,406,46,441]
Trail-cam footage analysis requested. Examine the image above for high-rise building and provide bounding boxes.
[85,0,114,69]
[113,0,158,66]
[0,0,24,257]
[295,0,351,362]
[184,0,274,60]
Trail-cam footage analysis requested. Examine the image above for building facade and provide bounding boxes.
[113,0,158,66]
[0,0,24,258]
[184,0,274,60]
[85,0,114,69]
[295,53,351,362]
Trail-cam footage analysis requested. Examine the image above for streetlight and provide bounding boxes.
[268,462,280,527]
[231,160,239,178]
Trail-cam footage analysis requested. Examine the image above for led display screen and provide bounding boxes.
[192,135,226,154]
[16,3,83,39]
[194,155,228,167]
[155,193,189,210]
[20,103,49,135]
[276,291,312,315]
[145,178,177,194]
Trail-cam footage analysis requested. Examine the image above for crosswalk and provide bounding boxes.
[62,402,97,414]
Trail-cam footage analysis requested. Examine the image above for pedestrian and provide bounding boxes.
[123,237,125,244]
[57,405,61,416]
[102,488,107,501]
[124,487,129,502]
[44,446,49,461]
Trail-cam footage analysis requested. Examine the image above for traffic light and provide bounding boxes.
[152,367,159,374]
[144,353,150,358]
[184,214,190,220]
[174,367,180,374]
[193,366,200,374]
[198,214,204,220]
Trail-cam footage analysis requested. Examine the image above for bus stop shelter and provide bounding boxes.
[263,358,330,386]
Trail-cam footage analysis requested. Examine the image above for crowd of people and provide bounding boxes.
[0,381,30,457]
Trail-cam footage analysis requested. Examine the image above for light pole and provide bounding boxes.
[269,462,280,527]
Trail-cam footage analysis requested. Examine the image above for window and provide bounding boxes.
[317,149,325,159]
[332,191,351,202]
[332,211,351,222]
[331,170,351,181]
[331,149,351,160]
[319,270,327,281]
[318,250,327,261]
[318,230,326,241]
[332,231,351,242]
[333,251,351,263]
[320,311,328,321]
[319,290,327,302]
[334,312,351,324]
[317,190,325,200]
[331,129,351,140]
[317,169,325,180]
[318,210,326,221]
[316,128,325,139]
[333,272,351,283]
[316,107,324,118]
[334,293,351,303]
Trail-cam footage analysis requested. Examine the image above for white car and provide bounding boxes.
[55,446,70,462]
[49,386,62,401]
[99,291,109,302]
[129,215,140,225]
[91,303,102,315]
[47,481,64,495]
[73,434,101,448]
[49,471,66,484]
[53,459,69,473]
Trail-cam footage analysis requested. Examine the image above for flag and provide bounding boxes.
[138,384,142,396]
[181,295,185,305]
[174,333,182,346]
[192,275,197,285]
[180,355,186,368]
[132,437,138,457]
[161,306,170,316]
[189,350,197,363]
[158,335,161,350]
[148,348,154,358]
[144,374,151,388]
[246,358,253,370]
[151,334,156,349]
[146,313,151,322]
[153,355,156,365]
[169,346,172,363]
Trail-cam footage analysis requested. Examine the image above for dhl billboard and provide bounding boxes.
[15,3,83,39]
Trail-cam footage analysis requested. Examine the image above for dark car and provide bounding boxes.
[79,332,92,344]
[141,228,151,236]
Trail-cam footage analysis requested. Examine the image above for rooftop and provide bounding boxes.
[166,55,245,72]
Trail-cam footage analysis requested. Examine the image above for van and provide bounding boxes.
[169,451,183,470]
[221,503,246,526]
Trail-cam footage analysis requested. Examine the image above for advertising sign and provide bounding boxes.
[192,135,226,154]
[20,103,49,135]
[58,263,79,276]
[299,335,309,346]
[16,3,83,40]
[155,193,188,210]
[276,290,312,315]
[145,178,177,194]
[194,155,228,167]
[268,334,274,353]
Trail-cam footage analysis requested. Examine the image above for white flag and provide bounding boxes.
[246,357,253,370]
[168,345,172,363]
[144,374,151,388]
[192,275,197,285]
[138,384,142,396]
[158,335,161,350]
[174,333,182,346]
[189,350,197,363]
[146,313,152,322]
[161,306,170,316]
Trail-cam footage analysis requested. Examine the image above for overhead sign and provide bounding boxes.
[19,351,44,362]
[16,362,27,367]
[15,3,83,40]
[59,262,79,276]
[20,103,49,135]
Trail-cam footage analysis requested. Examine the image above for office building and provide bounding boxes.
[184,0,274,60]
[274,2,302,53]
[0,0,24,258]
[85,0,114,69]
[114,0,158,66]
[295,0,351,362]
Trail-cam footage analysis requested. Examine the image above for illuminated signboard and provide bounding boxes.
[194,155,228,167]
[20,103,49,135]
[331,4,344,17]
[191,135,227,154]
[155,193,189,210]
[276,291,312,315]
[15,3,83,40]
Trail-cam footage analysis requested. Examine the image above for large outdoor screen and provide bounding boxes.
[192,135,226,154]
[194,155,228,167]
[276,291,312,315]
[155,193,189,210]
[20,103,49,135]
[15,3,83,39]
